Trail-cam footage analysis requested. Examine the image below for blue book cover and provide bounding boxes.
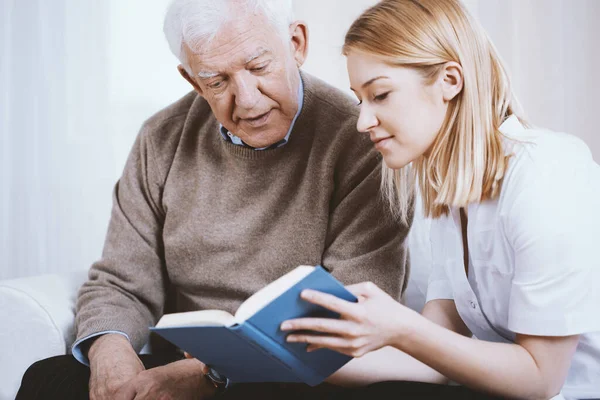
[150,266,356,386]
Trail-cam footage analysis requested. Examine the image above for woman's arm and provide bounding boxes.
[282,284,579,399]
[326,299,469,386]
[402,303,579,399]
[326,345,444,387]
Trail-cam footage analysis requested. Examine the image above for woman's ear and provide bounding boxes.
[440,61,463,102]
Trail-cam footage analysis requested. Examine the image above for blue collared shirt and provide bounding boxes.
[71,74,305,366]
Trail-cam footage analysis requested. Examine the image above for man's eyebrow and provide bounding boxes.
[244,48,270,64]
[197,70,220,79]
[196,49,271,79]
[350,76,390,92]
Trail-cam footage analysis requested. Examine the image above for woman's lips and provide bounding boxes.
[372,136,393,150]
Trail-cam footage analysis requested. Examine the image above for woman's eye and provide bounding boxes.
[373,92,390,102]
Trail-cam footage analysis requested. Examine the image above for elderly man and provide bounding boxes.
[17,0,410,399]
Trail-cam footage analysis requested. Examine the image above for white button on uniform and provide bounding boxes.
[470,301,477,309]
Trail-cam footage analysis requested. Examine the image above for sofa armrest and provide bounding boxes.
[0,270,88,400]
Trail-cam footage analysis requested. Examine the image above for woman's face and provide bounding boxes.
[346,50,451,169]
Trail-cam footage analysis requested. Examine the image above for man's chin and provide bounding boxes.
[242,134,286,148]
[233,124,288,148]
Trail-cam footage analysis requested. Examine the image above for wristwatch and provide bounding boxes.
[203,367,232,395]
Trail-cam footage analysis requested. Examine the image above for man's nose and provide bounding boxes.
[356,104,378,133]
[233,73,261,110]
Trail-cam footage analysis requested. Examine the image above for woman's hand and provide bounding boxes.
[281,281,420,357]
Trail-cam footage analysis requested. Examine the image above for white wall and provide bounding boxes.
[468,0,600,162]
[1,0,598,280]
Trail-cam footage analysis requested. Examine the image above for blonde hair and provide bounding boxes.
[343,0,526,221]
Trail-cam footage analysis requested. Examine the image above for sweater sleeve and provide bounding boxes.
[74,124,168,352]
[322,135,412,301]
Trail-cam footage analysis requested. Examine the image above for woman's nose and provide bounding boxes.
[356,105,378,133]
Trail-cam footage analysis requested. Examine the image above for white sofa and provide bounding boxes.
[0,211,432,400]
[0,270,88,400]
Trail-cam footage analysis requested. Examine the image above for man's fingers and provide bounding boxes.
[113,380,137,400]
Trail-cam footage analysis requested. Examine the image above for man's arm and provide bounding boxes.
[72,331,130,365]
[75,125,168,353]
[75,122,175,398]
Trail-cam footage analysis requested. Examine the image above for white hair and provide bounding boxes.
[164,0,294,73]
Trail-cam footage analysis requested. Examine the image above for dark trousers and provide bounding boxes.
[17,354,504,400]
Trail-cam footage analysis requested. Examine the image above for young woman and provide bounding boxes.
[281,1,600,399]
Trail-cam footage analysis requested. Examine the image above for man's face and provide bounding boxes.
[181,14,307,148]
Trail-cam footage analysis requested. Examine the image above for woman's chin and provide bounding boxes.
[383,156,411,170]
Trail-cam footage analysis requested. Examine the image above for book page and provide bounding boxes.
[155,310,236,328]
[234,265,315,323]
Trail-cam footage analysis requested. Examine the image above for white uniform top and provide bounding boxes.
[426,116,600,400]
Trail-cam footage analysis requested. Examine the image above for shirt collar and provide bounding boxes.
[219,73,304,150]
[499,114,525,136]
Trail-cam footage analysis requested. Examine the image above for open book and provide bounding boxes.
[150,265,356,386]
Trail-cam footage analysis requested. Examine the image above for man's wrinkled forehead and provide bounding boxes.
[196,47,272,79]
[186,13,283,77]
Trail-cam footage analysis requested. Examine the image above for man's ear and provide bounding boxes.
[178,65,204,96]
[440,61,463,102]
[289,21,308,68]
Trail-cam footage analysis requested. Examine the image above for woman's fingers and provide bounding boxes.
[287,334,368,357]
[346,281,380,298]
[287,332,362,349]
[298,289,357,316]
[286,333,348,346]
[281,317,355,335]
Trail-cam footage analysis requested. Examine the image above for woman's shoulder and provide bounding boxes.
[496,121,600,216]
[502,123,596,186]
[497,123,600,253]
[506,124,592,165]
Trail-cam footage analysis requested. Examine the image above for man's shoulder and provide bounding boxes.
[141,91,210,140]
[133,91,214,181]
[302,72,359,120]
[138,91,214,158]
[302,72,374,148]
[301,73,380,185]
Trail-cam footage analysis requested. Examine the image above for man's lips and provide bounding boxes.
[239,110,272,127]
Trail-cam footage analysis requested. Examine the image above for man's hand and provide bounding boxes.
[114,358,217,400]
[88,333,145,400]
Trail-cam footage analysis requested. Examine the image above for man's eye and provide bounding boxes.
[251,65,267,73]
[373,92,390,102]
[209,81,224,89]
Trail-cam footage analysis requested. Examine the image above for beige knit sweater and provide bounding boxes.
[75,72,411,352]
